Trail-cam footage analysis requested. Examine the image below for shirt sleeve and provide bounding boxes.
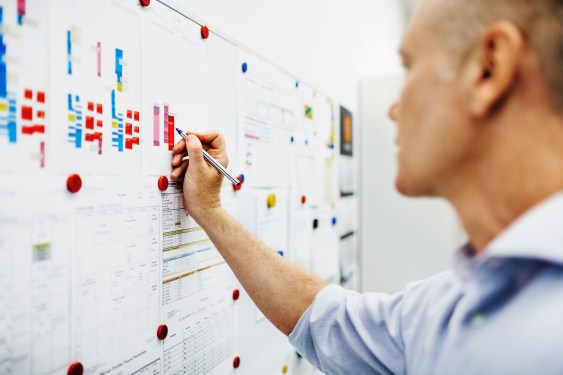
[289,284,406,375]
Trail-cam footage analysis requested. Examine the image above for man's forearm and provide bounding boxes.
[196,207,326,336]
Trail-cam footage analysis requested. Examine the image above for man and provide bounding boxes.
[170,0,563,373]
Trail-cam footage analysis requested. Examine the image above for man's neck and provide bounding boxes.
[442,116,563,253]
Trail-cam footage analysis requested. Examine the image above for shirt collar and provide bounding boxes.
[484,191,563,266]
[453,191,563,280]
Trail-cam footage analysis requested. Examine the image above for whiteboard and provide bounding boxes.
[0,0,358,374]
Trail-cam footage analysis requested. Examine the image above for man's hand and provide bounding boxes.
[170,130,229,221]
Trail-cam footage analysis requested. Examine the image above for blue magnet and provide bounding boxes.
[290,136,294,143]
[295,81,299,88]
[277,250,284,257]
[239,174,245,183]
[332,217,337,226]
[242,62,248,73]
[305,139,309,146]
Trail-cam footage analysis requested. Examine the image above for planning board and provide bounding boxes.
[0,0,359,374]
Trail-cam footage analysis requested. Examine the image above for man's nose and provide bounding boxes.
[388,101,399,122]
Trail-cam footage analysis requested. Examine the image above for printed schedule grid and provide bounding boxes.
[74,206,160,361]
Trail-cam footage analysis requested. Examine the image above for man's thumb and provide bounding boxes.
[186,134,205,168]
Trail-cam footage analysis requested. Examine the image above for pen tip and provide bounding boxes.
[176,128,182,134]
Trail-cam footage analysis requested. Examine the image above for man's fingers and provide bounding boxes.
[185,130,226,150]
[170,161,188,180]
[185,134,205,168]
[172,139,187,154]
[171,152,187,167]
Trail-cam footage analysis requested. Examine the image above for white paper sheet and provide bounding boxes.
[49,0,144,176]
[72,178,162,373]
[0,180,72,374]
[141,2,208,177]
[160,180,237,375]
[310,209,340,283]
[236,49,297,188]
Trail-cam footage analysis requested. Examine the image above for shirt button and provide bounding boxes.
[471,312,486,327]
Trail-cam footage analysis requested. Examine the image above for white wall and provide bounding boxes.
[172,0,407,113]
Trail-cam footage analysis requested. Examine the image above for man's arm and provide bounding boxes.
[170,131,326,336]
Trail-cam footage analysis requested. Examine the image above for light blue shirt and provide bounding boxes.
[289,193,563,375]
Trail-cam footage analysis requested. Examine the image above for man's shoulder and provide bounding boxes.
[404,270,460,299]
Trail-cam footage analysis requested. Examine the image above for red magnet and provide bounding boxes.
[157,324,168,340]
[232,289,240,301]
[66,174,82,194]
[139,0,150,6]
[67,362,84,375]
[301,195,307,205]
[233,356,241,369]
[158,176,169,191]
[232,175,243,191]
[201,25,209,39]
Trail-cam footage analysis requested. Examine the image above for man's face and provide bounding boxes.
[390,3,476,198]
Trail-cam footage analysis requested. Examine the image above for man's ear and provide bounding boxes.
[464,21,524,118]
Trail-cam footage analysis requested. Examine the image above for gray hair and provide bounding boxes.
[434,0,563,110]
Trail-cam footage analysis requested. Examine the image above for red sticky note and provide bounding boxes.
[21,106,33,121]
[85,117,94,130]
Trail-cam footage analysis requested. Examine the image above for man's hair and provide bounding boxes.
[436,0,563,111]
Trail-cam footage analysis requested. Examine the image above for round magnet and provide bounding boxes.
[158,176,169,191]
[66,174,82,194]
[139,0,150,7]
[67,362,84,375]
[233,356,241,369]
[232,289,240,301]
[301,195,306,205]
[242,62,248,73]
[201,25,209,39]
[267,193,277,209]
[157,324,168,340]
[232,175,243,191]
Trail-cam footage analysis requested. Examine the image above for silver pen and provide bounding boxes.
[175,128,240,186]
